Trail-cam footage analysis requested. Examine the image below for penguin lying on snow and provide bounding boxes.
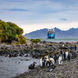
[28,62,36,69]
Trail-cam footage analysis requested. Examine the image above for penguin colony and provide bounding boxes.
[29,50,72,70]
[28,44,74,70]
[40,50,72,67]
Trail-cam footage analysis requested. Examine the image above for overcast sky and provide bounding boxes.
[0,0,78,34]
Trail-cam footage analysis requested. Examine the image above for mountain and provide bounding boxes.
[24,28,78,39]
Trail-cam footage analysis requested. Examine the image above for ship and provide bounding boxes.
[47,28,55,39]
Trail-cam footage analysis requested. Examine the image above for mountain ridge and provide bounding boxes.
[24,28,78,39]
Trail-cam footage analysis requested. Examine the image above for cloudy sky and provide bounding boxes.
[0,0,78,34]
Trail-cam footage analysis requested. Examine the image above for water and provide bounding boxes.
[41,38,78,42]
[0,56,39,78]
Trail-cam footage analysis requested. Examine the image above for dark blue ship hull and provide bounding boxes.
[48,33,55,39]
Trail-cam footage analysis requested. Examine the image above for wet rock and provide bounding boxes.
[28,62,36,69]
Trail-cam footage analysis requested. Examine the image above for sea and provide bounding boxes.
[41,38,78,42]
[0,56,39,78]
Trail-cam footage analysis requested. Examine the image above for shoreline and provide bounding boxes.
[14,55,78,78]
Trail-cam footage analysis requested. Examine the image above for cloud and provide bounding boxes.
[4,0,25,2]
[0,0,78,34]
[4,8,30,12]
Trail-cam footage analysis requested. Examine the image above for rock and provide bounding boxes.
[28,62,36,69]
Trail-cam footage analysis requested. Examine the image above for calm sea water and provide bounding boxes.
[41,38,78,42]
[0,56,39,78]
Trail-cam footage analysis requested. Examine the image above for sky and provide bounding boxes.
[0,0,78,34]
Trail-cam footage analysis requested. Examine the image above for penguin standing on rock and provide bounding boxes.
[40,57,43,66]
[40,57,46,67]
[65,51,69,60]
[46,58,50,67]
[58,55,63,65]
[50,58,55,65]
[63,51,66,61]
[68,52,72,61]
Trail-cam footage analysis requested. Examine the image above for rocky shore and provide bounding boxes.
[13,41,78,78]
[0,41,78,58]
[14,56,78,78]
[0,41,78,78]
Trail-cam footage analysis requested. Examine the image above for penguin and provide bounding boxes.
[50,58,55,65]
[46,58,50,67]
[58,55,63,65]
[67,52,72,61]
[42,57,46,67]
[68,53,71,61]
[40,57,46,67]
[40,57,42,66]
[65,51,69,60]
[45,55,49,59]
[63,51,66,61]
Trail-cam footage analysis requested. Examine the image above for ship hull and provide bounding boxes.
[48,33,55,39]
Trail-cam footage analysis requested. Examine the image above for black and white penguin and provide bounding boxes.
[58,55,63,65]
[40,57,43,66]
[50,57,55,65]
[40,57,46,67]
[67,52,72,61]
[63,51,66,61]
[65,51,69,60]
